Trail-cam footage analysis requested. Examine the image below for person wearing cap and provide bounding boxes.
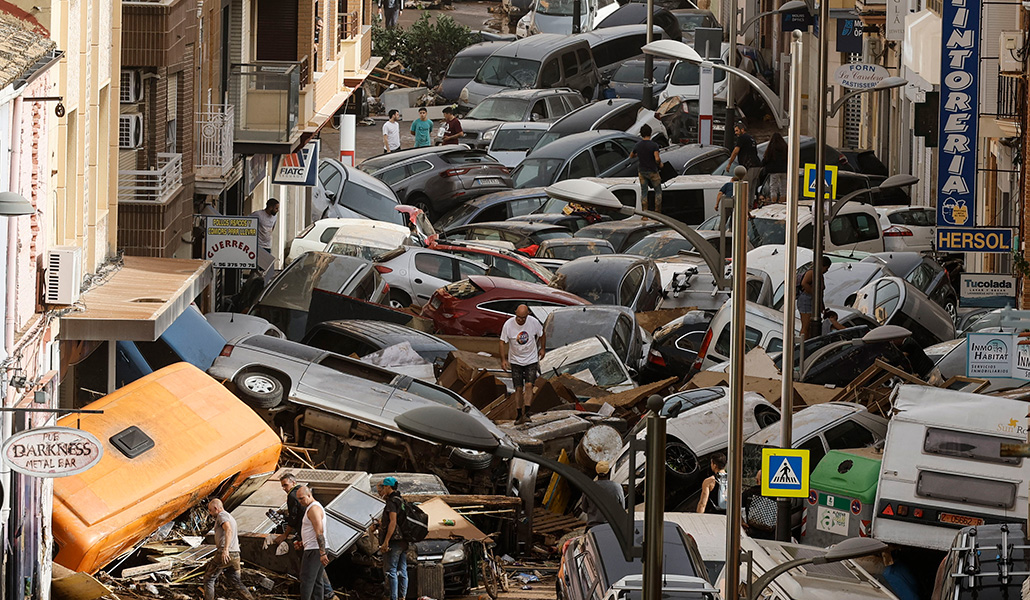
[580,461,626,526]
[376,477,408,600]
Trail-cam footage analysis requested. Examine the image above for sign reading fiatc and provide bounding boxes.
[2,427,103,477]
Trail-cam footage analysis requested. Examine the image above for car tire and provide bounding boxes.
[665,440,700,480]
[234,370,284,409]
[408,194,434,221]
[449,447,493,470]
[389,289,413,310]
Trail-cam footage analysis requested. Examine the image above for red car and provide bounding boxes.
[421,275,589,336]
[428,239,554,285]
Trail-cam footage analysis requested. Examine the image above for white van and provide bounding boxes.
[516,0,619,37]
[872,385,1030,551]
[749,201,885,254]
[581,174,729,226]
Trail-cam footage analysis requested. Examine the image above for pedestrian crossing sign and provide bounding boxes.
[760,448,810,498]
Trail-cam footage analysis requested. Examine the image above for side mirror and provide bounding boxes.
[324,189,337,203]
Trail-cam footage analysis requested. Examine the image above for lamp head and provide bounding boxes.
[777,0,808,11]
[879,173,919,189]
[0,192,33,216]
[395,405,501,452]
[821,537,887,562]
[545,179,624,210]
[873,77,908,91]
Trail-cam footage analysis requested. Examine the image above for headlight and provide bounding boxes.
[459,87,470,104]
[442,543,466,564]
[482,128,497,141]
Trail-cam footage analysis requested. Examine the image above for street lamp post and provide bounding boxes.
[544,179,733,289]
[811,75,907,336]
[744,538,887,600]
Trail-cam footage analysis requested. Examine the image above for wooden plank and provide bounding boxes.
[51,572,112,600]
[121,559,174,578]
[403,494,522,508]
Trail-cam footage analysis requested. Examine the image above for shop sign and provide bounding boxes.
[959,273,1017,308]
[936,0,980,229]
[272,139,320,186]
[833,64,888,90]
[206,216,259,268]
[937,227,1013,253]
[2,427,103,477]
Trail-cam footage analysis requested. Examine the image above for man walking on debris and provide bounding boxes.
[202,498,254,600]
[376,477,408,600]
[269,473,335,598]
[500,304,545,425]
[297,485,331,600]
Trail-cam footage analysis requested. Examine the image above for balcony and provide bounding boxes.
[196,104,235,179]
[118,153,183,204]
[996,74,1023,136]
[229,61,304,154]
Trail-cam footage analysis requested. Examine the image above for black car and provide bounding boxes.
[301,320,457,367]
[434,188,550,231]
[862,252,959,319]
[575,220,669,253]
[534,99,652,152]
[558,521,709,600]
[553,254,663,312]
[641,310,715,382]
[669,9,720,35]
[661,143,730,176]
[596,4,683,41]
[438,41,508,103]
[443,221,573,253]
[512,131,640,189]
[606,58,675,104]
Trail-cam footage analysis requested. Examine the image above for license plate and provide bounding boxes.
[475,178,503,186]
[816,506,850,536]
[939,513,984,527]
[430,296,442,309]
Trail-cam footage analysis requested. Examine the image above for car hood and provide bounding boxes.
[439,76,473,102]
[462,81,513,106]
[532,12,587,34]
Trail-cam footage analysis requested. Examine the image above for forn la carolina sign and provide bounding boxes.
[2,427,103,477]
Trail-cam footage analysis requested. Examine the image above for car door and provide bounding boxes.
[313,161,345,220]
[558,151,598,182]
[297,353,395,414]
[592,139,631,178]
[411,251,458,303]
[388,160,434,202]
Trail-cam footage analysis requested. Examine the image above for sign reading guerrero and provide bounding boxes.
[3,427,103,477]
[206,216,259,268]
[936,0,980,240]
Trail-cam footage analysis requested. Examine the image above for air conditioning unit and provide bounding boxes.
[45,246,82,305]
[1000,32,1024,73]
[120,70,142,103]
[118,114,143,149]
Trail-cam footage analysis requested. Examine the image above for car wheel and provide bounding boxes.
[233,370,284,409]
[409,194,434,221]
[389,289,412,310]
[665,440,700,480]
[944,299,958,322]
[449,447,493,470]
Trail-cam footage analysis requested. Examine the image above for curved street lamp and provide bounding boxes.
[828,77,909,117]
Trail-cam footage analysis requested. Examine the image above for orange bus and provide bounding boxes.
[52,362,282,573]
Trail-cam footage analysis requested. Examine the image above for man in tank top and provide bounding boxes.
[297,485,330,600]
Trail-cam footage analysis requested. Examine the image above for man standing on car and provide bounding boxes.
[270,473,335,599]
[202,499,254,600]
[501,304,545,425]
[410,107,433,148]
[297,485,330,600]
[383,109,401,153]
[629,124,663,214]
[441,107,463,145]
[725,121,761,202]
[376,477,408,600]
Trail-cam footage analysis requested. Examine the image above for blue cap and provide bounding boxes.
[382,476,398,487]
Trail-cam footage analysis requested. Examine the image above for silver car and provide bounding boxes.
[375,246,489,309]
[208,335,513,486]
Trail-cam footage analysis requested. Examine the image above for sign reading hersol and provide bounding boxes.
[2,427,103,477]
[206,216,259,269]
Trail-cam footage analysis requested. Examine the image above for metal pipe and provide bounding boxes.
[811,0,830,337]
[6,96,22,356]
[776,30,803,542]
[726,166,749,600]
[723,0,737,148]
[643,0,655,109]
[643,395,666,600]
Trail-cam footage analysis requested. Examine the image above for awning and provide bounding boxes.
[903,10,940,85]
[59,256,213,342]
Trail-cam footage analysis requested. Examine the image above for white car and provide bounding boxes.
[286,218,355,264]
[516,0,619,37]
[539,336,635,393]
[375,246,489,309]
[323,219,413,261]
[875,205,936,253]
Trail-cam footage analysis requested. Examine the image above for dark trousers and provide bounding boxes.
[384,7,400,28]
[301,549,327,600]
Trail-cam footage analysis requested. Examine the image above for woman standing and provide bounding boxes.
[761,132,789,205]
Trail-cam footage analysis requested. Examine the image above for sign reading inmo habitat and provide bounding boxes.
[967,332,1030,379]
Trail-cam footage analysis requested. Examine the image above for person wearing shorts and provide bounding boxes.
[797,256,831,339]
[500,304,545,425]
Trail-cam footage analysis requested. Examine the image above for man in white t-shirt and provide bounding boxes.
[382,110,401,153]
[500,304,545,425]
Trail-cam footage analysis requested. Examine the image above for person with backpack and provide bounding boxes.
[377,477,409,600]
[696,453,728,514]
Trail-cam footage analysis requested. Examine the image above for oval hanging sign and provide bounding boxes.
[833,64,889,90]
[2,427,103,477]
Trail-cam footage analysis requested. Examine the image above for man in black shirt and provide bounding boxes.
[630,124,663,213]
[726,121,762,205]
[376,476,409,600]
[270,473,335,598]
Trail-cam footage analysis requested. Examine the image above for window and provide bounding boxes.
[592,140,628,173]
[476,203,508,222]
[612,316,632,359]
[530,100,548,120]
[546,97,567,117]
[319,163,343,196]
[564,92,586,110]
[577,49,594,73]
[414,252,455,280]
[829,213,878,246]
[348,270,378,300]
[408,161,434,176]
[823,420,876,450]
[479,299,523,315]
[916,471,1018,509]
[306,329,375,357]
[562,51,579,77]
[319,227,340,244]
[662,189,707,225]
[906,262,936,292]
[458,258,488,278]
[766,337,783,353]
[923,428,1021,465]
[613,189,636,207]
[540,59,561,87]
[714,325,762,358]
[619,266,644,307]
[567,152,596,178]
[378,166,409,185]
[469,227,503,241]
[508,197,545,217]
[492,258,539,282]
[798,436,825,471]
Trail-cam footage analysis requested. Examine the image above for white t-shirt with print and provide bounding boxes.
[500,315,543,366]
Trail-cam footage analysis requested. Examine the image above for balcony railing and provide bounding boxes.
[339,11,360,40]
[196,104,235,178]
[997,74,1023,120]
[118,153,183,204]
[229,61,301,144]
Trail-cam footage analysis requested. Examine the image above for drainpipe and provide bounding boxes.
[5,96,21,356]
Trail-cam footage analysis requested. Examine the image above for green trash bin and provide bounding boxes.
[802,448,881,547]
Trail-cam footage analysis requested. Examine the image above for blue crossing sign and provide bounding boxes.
[760,448,810,498]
